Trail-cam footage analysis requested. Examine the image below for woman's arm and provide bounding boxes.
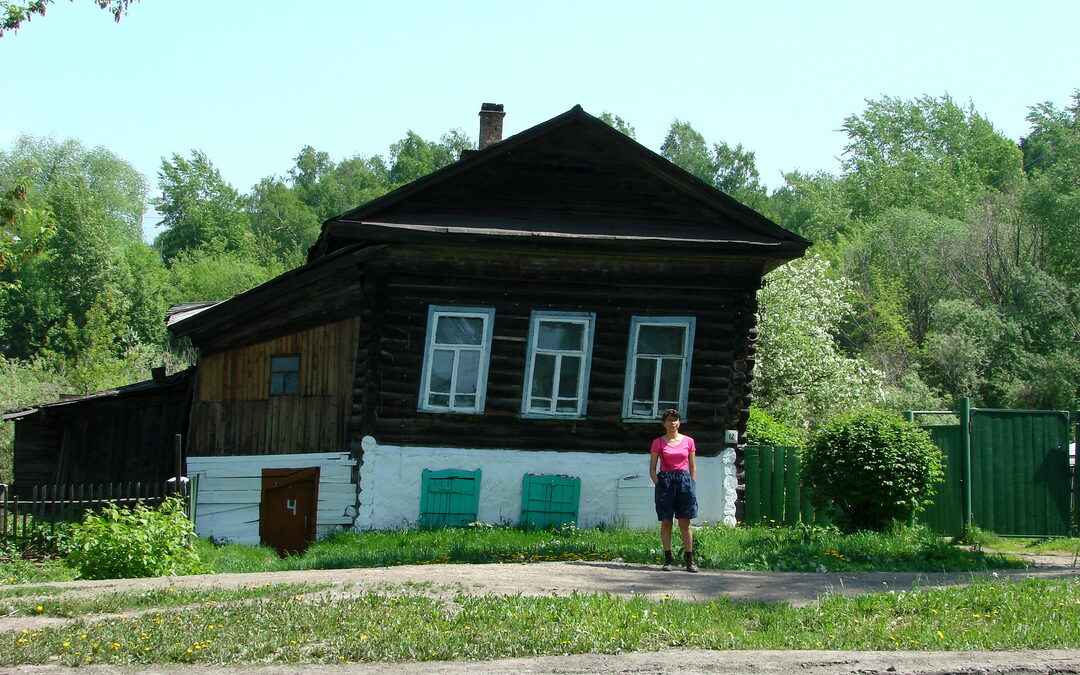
[649,450,660,485]
[688,451,697,482]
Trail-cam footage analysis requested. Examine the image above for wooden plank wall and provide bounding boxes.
[187,452,356,545]
[352,247,757,456]
[191,317,361,456]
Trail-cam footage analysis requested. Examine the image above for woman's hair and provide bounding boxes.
[661,409,681,422]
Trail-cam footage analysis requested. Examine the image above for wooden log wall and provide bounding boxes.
[352,246,761,457]
[191,317,361,456]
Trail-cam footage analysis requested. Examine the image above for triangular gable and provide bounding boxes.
[313,106,809,259]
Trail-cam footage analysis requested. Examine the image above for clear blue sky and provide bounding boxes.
[2,0,1077,237]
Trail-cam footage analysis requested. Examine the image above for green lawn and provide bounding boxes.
[196,523,1024,576]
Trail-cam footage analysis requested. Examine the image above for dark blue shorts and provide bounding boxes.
[654,470,698,521]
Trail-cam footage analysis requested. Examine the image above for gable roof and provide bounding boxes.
[311,105,810,261]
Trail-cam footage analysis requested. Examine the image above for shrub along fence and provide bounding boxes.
[0,480,195,542]
[743,401,1077,537]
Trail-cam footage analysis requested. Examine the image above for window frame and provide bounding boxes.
[520,310,596,419]
[621,316,696,422]
[268,353,301,396]
[417,305,496,414]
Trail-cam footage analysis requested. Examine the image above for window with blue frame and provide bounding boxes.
[622,316,695,420]
[521,311,595,418]
[418,306,495,414]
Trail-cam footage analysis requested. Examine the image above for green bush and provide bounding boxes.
[746,406,807,447]
[65,496,209,580]
[803,409,944,531]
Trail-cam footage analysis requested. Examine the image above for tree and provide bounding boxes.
[1,0,135,37]
[0,135,162,359]
[1021,91,1080,285]
[599,111,636,139]
[840,94,1024,221]
[154,150,251,260]
[754,255,883,431]
[247,177,320,266]
[660,120,715,186]
[388,130,472,187]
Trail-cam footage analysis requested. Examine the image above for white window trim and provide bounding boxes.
[418,306,496,414]
[521,311,596,419]
[621,316,696,422]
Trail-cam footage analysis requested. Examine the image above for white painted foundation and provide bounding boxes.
[357,436,738,530]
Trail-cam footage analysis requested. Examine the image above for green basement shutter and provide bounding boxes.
[418,468,482,528]
[520,473,581,528]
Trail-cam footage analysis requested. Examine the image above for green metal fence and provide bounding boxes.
[742,445,827,527]
[744,403,1075,537]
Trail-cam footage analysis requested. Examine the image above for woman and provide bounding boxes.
[649,408,699,572]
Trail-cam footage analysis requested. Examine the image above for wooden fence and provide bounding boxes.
[0,480,193,541]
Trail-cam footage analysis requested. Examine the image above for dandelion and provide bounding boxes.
[34,606,42,612]
[937,631,944,638]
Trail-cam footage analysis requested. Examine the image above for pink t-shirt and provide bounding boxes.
[650,435,696,472]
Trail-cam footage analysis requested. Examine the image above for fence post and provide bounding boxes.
[960,397,973,537]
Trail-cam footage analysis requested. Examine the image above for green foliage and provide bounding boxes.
[660,120,767,206]
[745,406,806,447]
[0,0,135,37]
[165,246,284,304]
[840,94,1024,221]
[598,111,636,138]
[804,410,945,531]
[65,497,209,580]
[755,255,883,431]
[154,150,251,260]
[0,356,70,482]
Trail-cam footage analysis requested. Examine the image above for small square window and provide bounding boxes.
[269,354,300,395]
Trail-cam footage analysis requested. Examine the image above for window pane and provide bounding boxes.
[271,355,300,372]
[633,358,656,403]
[529,397,552,413]
[284,372,300,394]
[456,349,480,394]
[531,353,555,398]
[637,325,684,356]
[537,321,584,351]
[429,349,454,394]
[435,315,484,345]
[658,358,682,403]
[429,393,450,407]
[632,400,653,416]
[558,356,581,398]
[556,399,578,413]
[269,372,284,395]
[453,394,475,409]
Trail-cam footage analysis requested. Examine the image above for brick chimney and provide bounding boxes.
[478,103,505,150]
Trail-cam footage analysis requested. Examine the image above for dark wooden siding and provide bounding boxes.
[12,377,192,490]
[190,317,361,456]
[350,246,758,456]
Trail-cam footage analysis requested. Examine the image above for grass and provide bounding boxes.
[195,523,1023,575]
[959,526,1080,558]
[0,583,330,618]
[0,578,1076,665]
[0,522,1031,586]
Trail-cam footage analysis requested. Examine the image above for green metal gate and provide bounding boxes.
[911,401,1073,537]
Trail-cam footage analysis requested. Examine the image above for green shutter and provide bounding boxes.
[419,468,482,528]
[520,474,581,529]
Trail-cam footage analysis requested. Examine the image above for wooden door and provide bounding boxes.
[259,467,319,555]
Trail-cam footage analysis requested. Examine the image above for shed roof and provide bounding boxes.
[2,368,194,421]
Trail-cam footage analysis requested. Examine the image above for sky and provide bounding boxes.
[2,0,1078,238]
